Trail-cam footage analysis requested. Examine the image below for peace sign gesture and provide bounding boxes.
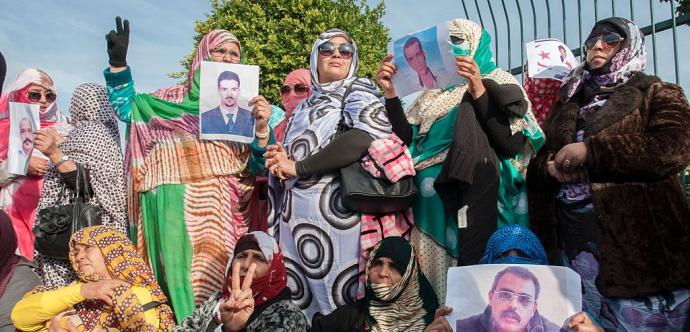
[220,262,257,332]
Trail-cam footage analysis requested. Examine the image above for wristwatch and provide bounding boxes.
[54,154,70,167]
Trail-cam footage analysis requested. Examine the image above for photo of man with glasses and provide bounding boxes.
[456,266,560,332]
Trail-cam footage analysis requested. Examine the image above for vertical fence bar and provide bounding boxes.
[561,0,568,44]
[501,0,513,70]
[530,0,538,39]
[473,0,486,27]
[516,0,525,82]
[671,0,679,84]
[545,0,553,37]
[578,0,583,61]
[630,0,635,21]
[461,0,470,19]
[594,0,599,22]
[488,0,500,66]
[650,0,658,75]
[612,0,616,17]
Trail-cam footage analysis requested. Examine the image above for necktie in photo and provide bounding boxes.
[226,113,234,130]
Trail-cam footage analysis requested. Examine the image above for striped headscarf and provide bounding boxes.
[364,237,438,332]
[68,225,175,331]
[151,29,241,103]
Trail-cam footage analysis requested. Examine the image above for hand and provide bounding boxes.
[567,312,604,332]
[106,16,130,68]
[250,95,272,133]
[34,127,63,158]
[220,262,257,332]
[554,142,588,172]
[548,161,588,184]
[263,143,288,160]
[376,55,397,99]
[456,56,485,100]
[424,306,453,332]
[27,157,49,177]
[47,315,78,332]
[265,143,296,179]
[80,279,129,306]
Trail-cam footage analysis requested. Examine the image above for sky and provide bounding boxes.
[1,0,688,115]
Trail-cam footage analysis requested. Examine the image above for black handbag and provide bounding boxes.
[34,164,102,259]
[336,84,418,214]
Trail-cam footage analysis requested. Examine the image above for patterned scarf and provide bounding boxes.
[523,72,562,125]
[479,225,548,265]
[364,236,438,332]
[67,226,175,331]
[221,231,287,307]
[35,84,128,288]
[559,17,646,201]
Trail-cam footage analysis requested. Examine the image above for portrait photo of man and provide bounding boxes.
[200,70,254,137]
[18,117,34,160]
[456,266,560,332]
[403,36,439,90]
[558,45,574,70]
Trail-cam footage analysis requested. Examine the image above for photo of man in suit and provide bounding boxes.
[200,70,254,137]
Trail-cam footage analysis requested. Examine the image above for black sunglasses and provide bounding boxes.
[27,90,57,103]
[280,83,310,95]
[317,42,354,59]
[584,32,624,51]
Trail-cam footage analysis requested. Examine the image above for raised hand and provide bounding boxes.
[106,16,130,68]
[33,127,62,158]
[250,95,272,134]
[220,262,257,332]
[80,279,129,306]
[376,55,397,99]
[455,56,485,100]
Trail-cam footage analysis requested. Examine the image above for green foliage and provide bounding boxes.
[172,0,390,105]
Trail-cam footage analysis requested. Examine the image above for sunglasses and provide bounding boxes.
[494,290,535,308]
[317,42,355,59]
[27,90,57,103]
[584,32,624,51]
[280,83,310,96]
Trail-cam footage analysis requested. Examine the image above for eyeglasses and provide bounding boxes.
[27,90,57,103]
[450,36,466,45]
[280,83,310,96]
[211,47,241,61]
[494,290,535,307]
[584,32,624,51]
[317,42,355,59]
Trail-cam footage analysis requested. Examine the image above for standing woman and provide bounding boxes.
[102,17,273,320]
[32,83,128,289]
[528,17,690,330]
[264,29,393,318]
[274,68,311,142]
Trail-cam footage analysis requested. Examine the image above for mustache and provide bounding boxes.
[23,138,33,144]
[500,309,521,322]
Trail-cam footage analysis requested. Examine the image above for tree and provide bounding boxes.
[173,0,390,104]
[661,0,690,18]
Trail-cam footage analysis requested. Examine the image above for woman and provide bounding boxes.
[274,68,311,142]
[310,236,438,331]
[527,17,690,330]
[0,211,40,332]
[12,225,175,331]
[263,29,393,318]
[103,17,273,320]
[0,68,72,259]
[177,231,308,331]
[32,83,128,289]
[375,19,543,301]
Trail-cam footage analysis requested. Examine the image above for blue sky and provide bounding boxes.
[1,0,688,115]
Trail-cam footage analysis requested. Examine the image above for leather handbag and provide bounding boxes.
[34,164,102,259]
[336,84,418,214]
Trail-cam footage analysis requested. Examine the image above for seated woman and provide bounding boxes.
[310,236,438,332]
[176,231,308,331]
[11,225,175,331]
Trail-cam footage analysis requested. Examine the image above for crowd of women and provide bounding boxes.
[1,13,689,332]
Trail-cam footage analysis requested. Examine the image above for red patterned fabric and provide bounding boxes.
[523,72,562,125]
[361,134,416,182]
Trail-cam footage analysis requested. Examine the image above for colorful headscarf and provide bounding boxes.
[0,68,63,122]
[0,210,20,297]
[151,29,241,103]
[479,225,548,265]
[66,225,175,331]
[275,68,311,142]
[221,231,287,307]
[364,236,438,332]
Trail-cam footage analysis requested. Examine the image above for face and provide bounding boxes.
[559,47,567,58]
[19,118,34,154]
[26,85,54,113]
[74,243,112,279]
[369,257,402,286]
[316,36,353,84]
[232,249,270,278]
[403,40,427,74]
[586,36,622,69]
[210,41,241,64]
[218,79,240,108]
[488,273,538,332]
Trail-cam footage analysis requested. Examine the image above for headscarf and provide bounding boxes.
[35,84,128,288]
[0,210,20,297]
[221,231,288,308]
[274,68,311,142]
[364,237,438,332]
[523,70,563,125]
[0,68,71,259]
[65,225,175,331]
[479,225,548,265]
[151,29,241,103]
[0,51,6,96]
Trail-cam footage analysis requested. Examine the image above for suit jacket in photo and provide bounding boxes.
[200,106,254,137]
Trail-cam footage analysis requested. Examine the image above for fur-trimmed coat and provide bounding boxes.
[527,72,690,298]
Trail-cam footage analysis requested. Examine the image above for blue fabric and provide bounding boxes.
[479,225,548,265]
